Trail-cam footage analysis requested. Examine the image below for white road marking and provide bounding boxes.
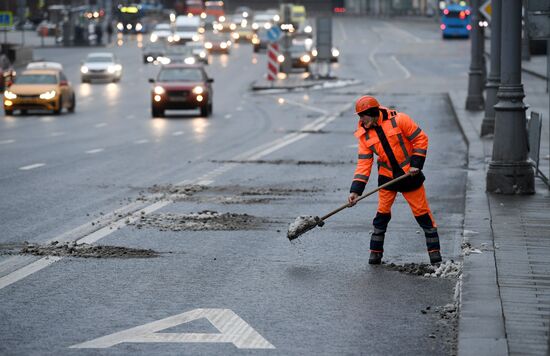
[134,139,149,144]
[19,163,45,170]
[0,139,15,145]
[70,309,275,349]
[347,144,358,148]
[0,102,353,290]
[172,131,184,136]
[51,132,65,137]
[224,114,232,119]
[126,114,136,119]
[95,123,107,128]
[0,257,62,290]
[369,51,383,77]
[280,98,329,115]
[385,22,423,43]
[236,106,243,111]
[391,55,411,80]
[85,148,104,154]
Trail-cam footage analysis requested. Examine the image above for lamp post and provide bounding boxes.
[486,0,534,194]
[480,0,501,136]
[466,0,485,111]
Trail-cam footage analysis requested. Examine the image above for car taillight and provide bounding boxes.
[467,24,472,31]
[440,24,446,30]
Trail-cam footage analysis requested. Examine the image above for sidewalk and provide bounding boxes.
[450,57,550,355]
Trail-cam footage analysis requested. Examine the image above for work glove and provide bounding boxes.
[409,167,420,176]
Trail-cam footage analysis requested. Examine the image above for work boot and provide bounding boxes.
[429,251,442,265]
[369,251,383,265]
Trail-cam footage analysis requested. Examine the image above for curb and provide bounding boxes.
[447,91,509,356]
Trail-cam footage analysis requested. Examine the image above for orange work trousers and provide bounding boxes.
[377,185,436,225]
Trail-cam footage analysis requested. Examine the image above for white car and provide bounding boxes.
[150,23,174,43]
[80,53,122,83]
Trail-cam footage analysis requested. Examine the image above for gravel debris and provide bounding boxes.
[384,260,462,278]
[21,241,158,258]
[130,210,270,231]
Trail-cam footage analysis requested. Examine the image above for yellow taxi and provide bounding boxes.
[3,67,75,115]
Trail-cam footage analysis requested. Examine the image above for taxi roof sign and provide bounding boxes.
[0,11,13,28]
[480,0,491,21]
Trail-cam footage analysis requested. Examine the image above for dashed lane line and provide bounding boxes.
[0,139,15,145]
[172,131,184,136]
[51,132,65,137]
[19,163,46,171]
[0,102,353,290]
[134,139,149,144]
[85,148,104,154]
[278,97,329,115]
[95,123,107,128]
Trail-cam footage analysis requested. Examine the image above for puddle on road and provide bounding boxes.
[130,210,272,231]
[20,241,158,258]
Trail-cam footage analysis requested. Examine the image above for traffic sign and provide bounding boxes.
[267,26,282,42]
[480,0,492,21]
[0,11,13,28]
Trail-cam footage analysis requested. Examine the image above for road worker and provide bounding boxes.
[348,95,442,265]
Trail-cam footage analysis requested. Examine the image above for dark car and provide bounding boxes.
[162,46,201,65]
[0,55,16,91]
[142,41,166,64]
[149,64,214,117]
[204,31,232,54]
[278,41,312,72]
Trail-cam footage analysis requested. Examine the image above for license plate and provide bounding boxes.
[168,96,187,102]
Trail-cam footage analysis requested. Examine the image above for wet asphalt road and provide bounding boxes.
[1,17,468,355]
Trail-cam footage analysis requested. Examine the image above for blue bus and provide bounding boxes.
[440,4,471,39]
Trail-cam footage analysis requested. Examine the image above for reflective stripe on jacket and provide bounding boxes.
[350,107,428,194]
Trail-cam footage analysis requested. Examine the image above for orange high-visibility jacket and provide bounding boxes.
[351,107,429,194]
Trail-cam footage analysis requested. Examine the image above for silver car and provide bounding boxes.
[80,53,122,83]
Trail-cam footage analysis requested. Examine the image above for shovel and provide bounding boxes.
[287,172,412,241]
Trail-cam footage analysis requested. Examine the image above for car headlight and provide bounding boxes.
[332,48,340,57]
[277,54,285,63]
[264,23,272,29]
[150,34,158,42]
[154,86,165,95]
[126,24,132,30]
[147,56,154,62]
[300,54,311,63]
[304,25,312,33]
[312,49,318,57]
[174,35,180,41]
[220,42,227,49]
[115,64,122,71]
[117,22,123,31]
[184,57,196,64]
[192,86,204,94]
[158,57,171,65]
[205,42,213,49]
[4,90,17,99]
[252,37,259,44]
[39,90,56,100]
[232,33,239,39]
[81,65,89,74]
[199,51,206,58]
[135,23,143,31]
[107,65,116,73]
[230,24,236,30]
[192,34,199,42]
[219,16,225,22]
[252,23,259,30]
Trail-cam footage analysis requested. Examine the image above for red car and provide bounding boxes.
[0,55,16,91]
[149,64,214,117]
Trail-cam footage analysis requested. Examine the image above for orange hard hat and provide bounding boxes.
[355,96,380,114]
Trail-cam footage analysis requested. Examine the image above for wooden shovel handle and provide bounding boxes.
[320,173,412,222]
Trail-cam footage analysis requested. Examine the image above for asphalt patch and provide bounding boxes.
[211,159,354,166]
[21,241,158,258]
[131,210,271,231]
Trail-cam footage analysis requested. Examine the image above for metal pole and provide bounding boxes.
[522,0,531,61]
[481,0,501,136]
[486,0,534,194]
[466,0,485,110]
